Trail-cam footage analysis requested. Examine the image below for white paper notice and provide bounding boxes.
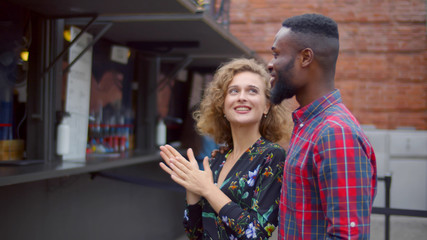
[63,26,93,161]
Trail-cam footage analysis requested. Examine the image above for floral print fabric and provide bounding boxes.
[183,137,286,239]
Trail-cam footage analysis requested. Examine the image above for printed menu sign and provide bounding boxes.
[63,26,93,161]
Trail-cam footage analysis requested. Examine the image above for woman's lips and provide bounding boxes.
[234,106,251,113]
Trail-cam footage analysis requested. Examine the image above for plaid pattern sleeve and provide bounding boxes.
[279,89,377,240]
[314,119,376,239]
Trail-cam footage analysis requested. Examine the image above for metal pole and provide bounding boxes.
[384,174,392,240]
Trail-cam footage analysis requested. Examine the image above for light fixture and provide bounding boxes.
[63,29,71,42]
[20,50,29,62]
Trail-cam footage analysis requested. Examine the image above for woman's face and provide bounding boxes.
[223,71,270,128]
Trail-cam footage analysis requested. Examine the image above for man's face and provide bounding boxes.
[268,28,299,105]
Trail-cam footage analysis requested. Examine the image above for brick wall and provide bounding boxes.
[228,0,427,130]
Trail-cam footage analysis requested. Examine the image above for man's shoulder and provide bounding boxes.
[313,103,367,137]
[317,103,358,125]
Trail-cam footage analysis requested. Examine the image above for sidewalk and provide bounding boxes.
[176,214,427,240]
[371,214,427,240]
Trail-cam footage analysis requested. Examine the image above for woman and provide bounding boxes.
[159,58,291,239]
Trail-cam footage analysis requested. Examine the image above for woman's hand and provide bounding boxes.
[159,145,210,204]
[159,145,232,213]
[169,152,215,197]
[159,144,187,176]
[160,145,214,196]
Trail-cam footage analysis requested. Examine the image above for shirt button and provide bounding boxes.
[299,123,304,128]
[350,222,356,227]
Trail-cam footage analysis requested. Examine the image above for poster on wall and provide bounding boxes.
[63,26,93,161]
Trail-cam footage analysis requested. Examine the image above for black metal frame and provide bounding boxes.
[26,14,61,162]
[26,13,113,162]
[372,175,427,240]
[25,12,162,161]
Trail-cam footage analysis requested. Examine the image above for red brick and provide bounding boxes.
[229,0,427,130]
[391,0,427,23]
[390,53,427,82]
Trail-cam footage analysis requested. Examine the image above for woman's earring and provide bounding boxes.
[264,114,267,118]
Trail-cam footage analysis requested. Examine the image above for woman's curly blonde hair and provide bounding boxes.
[193,58,291,148]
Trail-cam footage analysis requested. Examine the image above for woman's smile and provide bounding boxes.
[224,71,269,126]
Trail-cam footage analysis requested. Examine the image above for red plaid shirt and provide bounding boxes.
[278,89,377,239]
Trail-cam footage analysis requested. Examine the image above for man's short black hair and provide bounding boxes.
[282,13,339,39]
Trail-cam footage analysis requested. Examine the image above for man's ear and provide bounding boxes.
[300,48,314,67]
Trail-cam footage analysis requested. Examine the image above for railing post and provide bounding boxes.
[384,174,392,240]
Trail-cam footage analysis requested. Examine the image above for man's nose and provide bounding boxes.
[267,61,273,73]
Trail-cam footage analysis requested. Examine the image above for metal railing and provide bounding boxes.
[372,175,427,240]
[194,0,230,30]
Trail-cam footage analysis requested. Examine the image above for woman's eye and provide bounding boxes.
[249,88,258,94]
[228,89,238,94]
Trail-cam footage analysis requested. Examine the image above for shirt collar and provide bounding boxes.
[292,89,342,124]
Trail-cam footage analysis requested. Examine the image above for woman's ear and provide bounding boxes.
[300,48,314,67]
[264,102,271,115]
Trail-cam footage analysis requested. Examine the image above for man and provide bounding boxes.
[268,13,377,239]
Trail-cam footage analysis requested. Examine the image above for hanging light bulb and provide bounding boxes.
[20,50,29,61]
[63,29,71,42]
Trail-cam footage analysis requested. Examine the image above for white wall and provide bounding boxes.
[364,128,427,211]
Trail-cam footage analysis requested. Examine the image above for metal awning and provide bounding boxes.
[7,0,256,69]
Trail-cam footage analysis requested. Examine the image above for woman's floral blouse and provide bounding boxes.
[183,137,286,239]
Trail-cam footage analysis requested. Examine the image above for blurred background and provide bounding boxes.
[0,0,425,239]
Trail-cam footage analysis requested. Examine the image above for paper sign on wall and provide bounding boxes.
[63,26,93,161]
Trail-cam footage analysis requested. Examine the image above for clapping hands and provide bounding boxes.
[159,145,214,198]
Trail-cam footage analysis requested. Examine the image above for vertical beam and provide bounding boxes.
[27,14,47,160]
[27,15,63,162]
[384,174,392,240]
[135,54,159,152]
[50,19,65,162]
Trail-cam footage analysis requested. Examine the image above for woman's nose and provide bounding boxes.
[237,91,248,101]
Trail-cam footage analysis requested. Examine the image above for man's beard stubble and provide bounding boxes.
[270,62,297,105]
